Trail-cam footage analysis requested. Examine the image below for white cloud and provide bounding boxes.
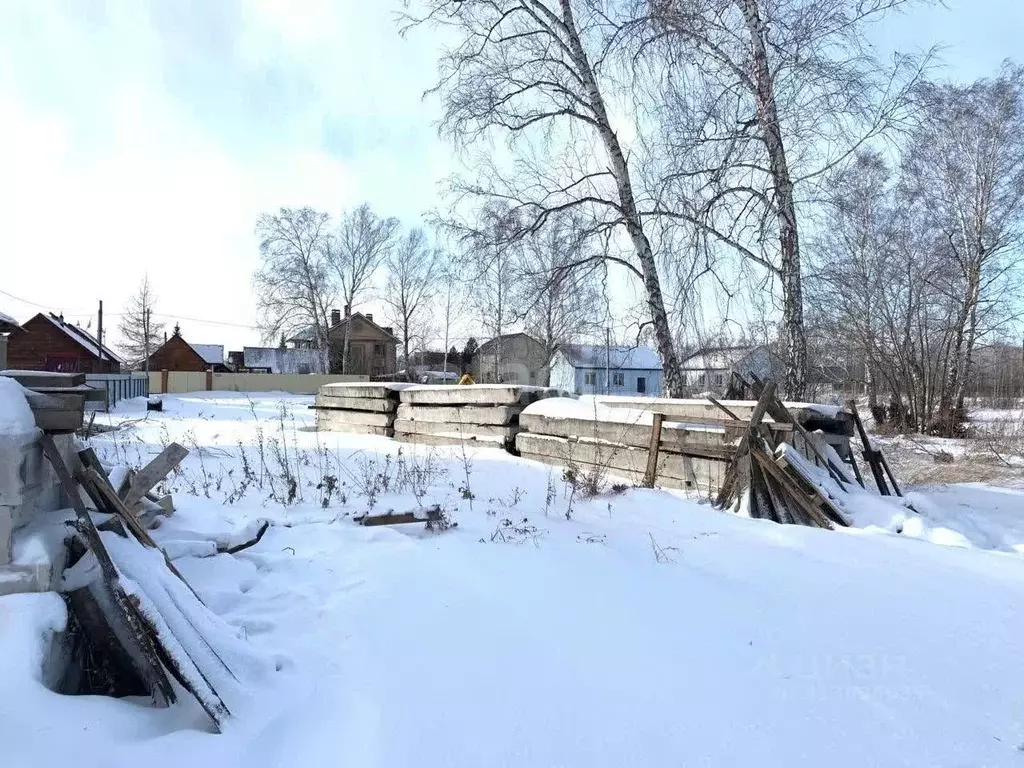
[0,0,452,351]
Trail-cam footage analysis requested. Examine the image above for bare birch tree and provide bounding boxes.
[517,218,604,384]
[632,0,933,397]
[383,228,442,370]
[118,275,165,368]
[329,203,400,373]
[901,63,1024,431]
[253,207,334,373]
[402,0,687,395]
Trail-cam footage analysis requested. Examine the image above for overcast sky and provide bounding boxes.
[1,0,1021,352]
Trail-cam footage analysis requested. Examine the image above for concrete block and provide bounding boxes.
[314,418,394,437]
[597,396,855,437]
[318,382,413,399]
[314,395,398,412]
[0,567,41,596]
[396,404,520,425]
[393,419,519,441]
[515,433,726,494]
[395,432,507,449]
[520,413,734,459]
[518,452,693,493]
[315,409,396,429]
[400,385,562,406]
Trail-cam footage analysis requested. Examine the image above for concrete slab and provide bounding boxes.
[515,433,726,494]
[314,395,398,412]
[597,396,854,435]
[393,419,519,441]
[318,382,414,399]
[520,413,735,459]
[316,408,396,430]
[395,432,507,449]
[396,404,520,425]
[518,451,692,492]
[400,385,562,406]
[314,419,394,437]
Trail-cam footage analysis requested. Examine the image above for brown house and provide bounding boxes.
[5,312,122,373]
[148,333,229,372]
[327,308,398,376]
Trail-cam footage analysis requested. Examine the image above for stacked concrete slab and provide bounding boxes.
[312,382,416,437]
[516,398,732,494]
[595,396,854,457]
[395,385,565,449]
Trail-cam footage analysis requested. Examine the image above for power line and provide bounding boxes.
[0,288,261,329]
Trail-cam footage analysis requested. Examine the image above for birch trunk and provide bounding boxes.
[559,0,684,396]
[737,0,807,399]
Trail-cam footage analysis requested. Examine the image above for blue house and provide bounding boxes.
[550,344,663,396]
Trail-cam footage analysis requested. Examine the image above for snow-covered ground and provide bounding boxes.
[3,392,1024,767]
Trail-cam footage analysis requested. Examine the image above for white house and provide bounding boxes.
[550,344,662,396]
[678,345,782,393]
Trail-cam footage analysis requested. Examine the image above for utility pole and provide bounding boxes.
[144,308,151,376]
[96,300,104,364]
[605,327,611,395]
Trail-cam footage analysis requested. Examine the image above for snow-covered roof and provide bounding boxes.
[557,344,662,371]
[0,310,18,330]
[190,343,224,366]
[40,313,124,363]
[243,346,320,374]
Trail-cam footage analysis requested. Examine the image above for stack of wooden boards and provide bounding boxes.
[312,382,416,437]
[394,385,564,449]
[40,436,257,730]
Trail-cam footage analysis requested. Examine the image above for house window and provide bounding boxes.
[45,355,80,373]
[529,371,536,382]
[584,371,597,386]
[373,343,384,355]
[637,376,647,394]
[506,371,519,383]
[612,372,624,387]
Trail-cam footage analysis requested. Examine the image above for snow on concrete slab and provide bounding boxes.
[0,377,37,437]
[523,396,727,433]
[598,394,847,419]
[400,384,565,405]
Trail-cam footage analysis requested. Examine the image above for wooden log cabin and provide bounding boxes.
[4,312,122,373]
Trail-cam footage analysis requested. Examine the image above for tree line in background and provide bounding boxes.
[248,0,1024,437]
[250,202,608,380]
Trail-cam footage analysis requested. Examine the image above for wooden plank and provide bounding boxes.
[39,435,176,708]
[751,445,833,529]
[846,399,890,495]
[775,452,852,527]
[714,380,777,508]
[355,507,442,526]
[123,443,189,508]
[706,395,741,421]
[878,451,903,497]
[642,413,665,488]
[82,467,160,548]
[748,373,850,489]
